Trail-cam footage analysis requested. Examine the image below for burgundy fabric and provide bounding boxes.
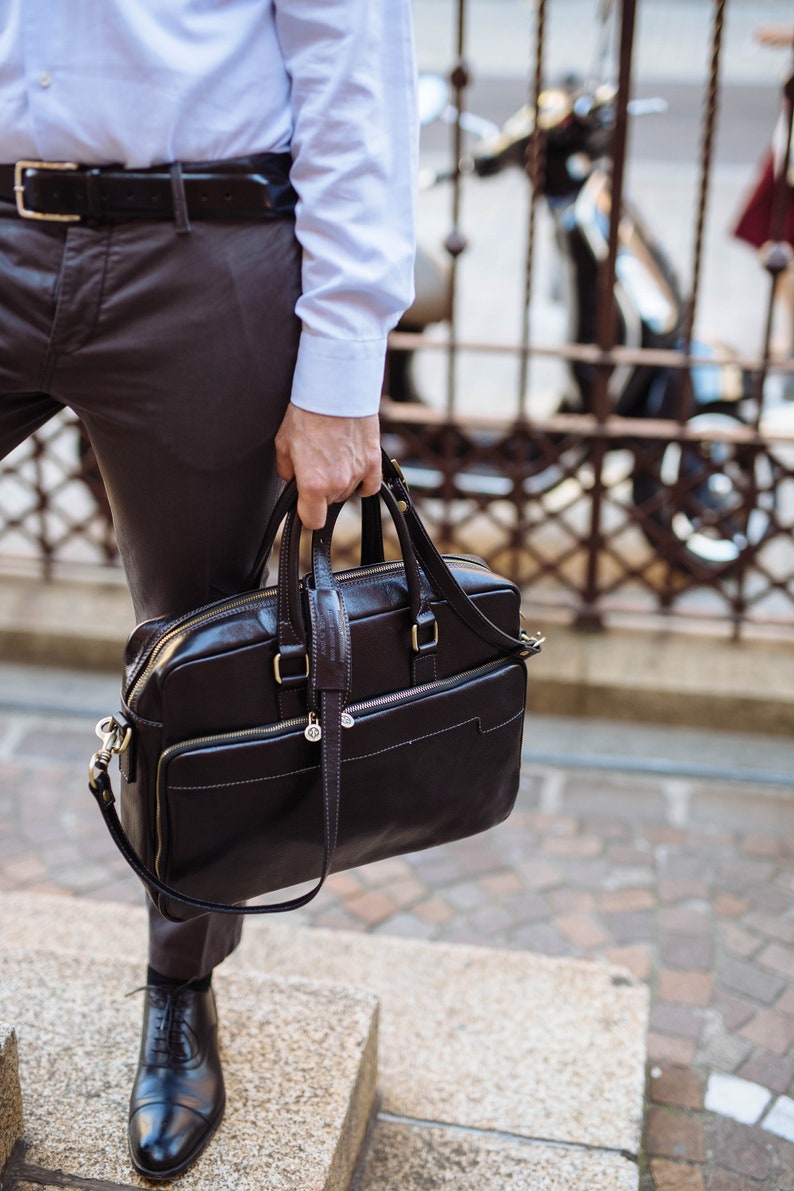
[733,150,794,250]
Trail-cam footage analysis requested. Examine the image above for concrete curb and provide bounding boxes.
[1,572,792,733]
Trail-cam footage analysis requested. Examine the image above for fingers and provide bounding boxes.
[297,490,329,531]
[274,405,382,529]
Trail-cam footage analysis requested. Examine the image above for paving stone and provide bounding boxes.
[599,888,656,912]
[719,955,787,1005]
[657,970,713,1007]
[645,1106,705,1163]
[718,858,778,891]
[700,1037,755,1076]
[650,1004,705,1042]
[776,1135,794,1191]
[477,871,524,897]
[704,1072,772,1125]
[412,897,456,925]
[745,912,794,945]
[759,942,794,982]
[714,992,757,1031]
[607,845,655,868]
[605,945,652,981]
[324,871,365,898]
[709,1172,757,1191]
[643,826,686,847]
[465,904,516,936]
[529,812,578,837]
[649,1065,704,1111]
[708,1118,776,1182]
[555,912,609,949]
[542,835,603,858]
[602,910,656,944]
[658,878,712,903]
[658,906,713,935]
[345,891,399,925]
[376,913,437,940]
[741,832,785,859]
[712,893,749,918]
[659,933,714,970]
[553,858,612,891]
[581,816,631,840]
[515,858,563,891]
[739,1053,794,1096]
[508,922,572,957]
[646,1032,697,1067]
[761,1095,794,1143]
[648,1158,704,1190]
[739,1009,794,1057]
[777,986,794,1017]
[750,886,794,915]
[547,887,596,914]
[720,921,762,959]
[602,866,655,891]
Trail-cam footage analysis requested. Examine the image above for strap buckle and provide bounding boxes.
[14,160,81,222]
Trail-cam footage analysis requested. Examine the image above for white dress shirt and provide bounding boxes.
[0,0,418,416]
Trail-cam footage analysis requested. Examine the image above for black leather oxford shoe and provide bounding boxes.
[128,984,225,1180]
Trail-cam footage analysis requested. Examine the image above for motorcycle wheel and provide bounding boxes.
[631,410,775,572]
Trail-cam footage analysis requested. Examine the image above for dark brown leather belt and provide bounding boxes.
[0,152,297,223]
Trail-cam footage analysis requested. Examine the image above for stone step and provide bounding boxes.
[0,896,378,1191]
[231,916,649,1190]
[0,892,649,1190]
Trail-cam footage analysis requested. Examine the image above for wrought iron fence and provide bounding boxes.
[1,0,793,637]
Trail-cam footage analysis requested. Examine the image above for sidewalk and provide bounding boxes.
[1,661,793,1190]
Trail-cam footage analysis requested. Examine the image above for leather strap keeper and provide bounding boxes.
[0,152,297,223]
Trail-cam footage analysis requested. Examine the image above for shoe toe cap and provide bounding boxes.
[129,1101,217,1176]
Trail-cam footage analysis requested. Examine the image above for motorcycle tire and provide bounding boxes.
[631,409,776,574]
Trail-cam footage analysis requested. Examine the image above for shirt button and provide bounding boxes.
[38,72,52,88]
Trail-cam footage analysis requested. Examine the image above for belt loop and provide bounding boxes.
[169,162,192,235]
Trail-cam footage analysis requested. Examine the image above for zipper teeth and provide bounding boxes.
[129,557,489,709]
[130,585,277,707]
[158,657,504,764]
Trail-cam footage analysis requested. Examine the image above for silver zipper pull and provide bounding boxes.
[341,712,355,729]
[304,713,322,743]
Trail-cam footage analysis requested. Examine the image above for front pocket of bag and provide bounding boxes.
[156,657,527,905]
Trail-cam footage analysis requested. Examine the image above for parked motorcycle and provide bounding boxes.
[383,78,775,573]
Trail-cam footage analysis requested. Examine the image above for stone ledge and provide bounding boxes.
[0,1022,23,1174]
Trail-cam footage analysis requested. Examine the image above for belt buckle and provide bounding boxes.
[14,160,81,222]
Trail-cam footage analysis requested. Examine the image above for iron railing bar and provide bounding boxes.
[518,0,547,417]
[388,333,794,376]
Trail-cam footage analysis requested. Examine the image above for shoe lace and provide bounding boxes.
[128,983,198,1063]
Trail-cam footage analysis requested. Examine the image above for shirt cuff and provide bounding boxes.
[289,330,387,417]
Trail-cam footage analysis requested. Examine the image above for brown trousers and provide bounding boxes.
[0,202,302,977]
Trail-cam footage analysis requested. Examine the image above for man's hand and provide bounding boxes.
[274,405,382,530]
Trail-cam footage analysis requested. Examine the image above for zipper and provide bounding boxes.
[153,655,510,877]
[127,556,491,711]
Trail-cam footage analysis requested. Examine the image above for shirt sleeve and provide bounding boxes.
[273,0,418,416]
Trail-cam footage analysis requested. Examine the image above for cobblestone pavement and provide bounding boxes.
[1,667,794,1191]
